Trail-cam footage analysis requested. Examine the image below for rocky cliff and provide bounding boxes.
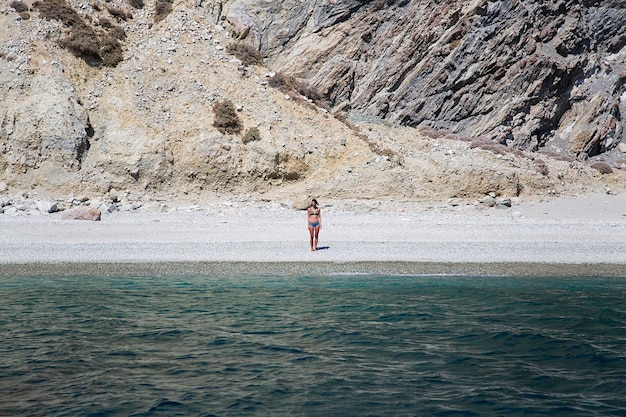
[0,0,625,206]
[225,0,626,160]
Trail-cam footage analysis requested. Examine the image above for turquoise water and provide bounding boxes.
[1,274,625,416]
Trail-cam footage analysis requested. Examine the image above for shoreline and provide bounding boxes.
[1,261,625,278]
[1,193,625,277]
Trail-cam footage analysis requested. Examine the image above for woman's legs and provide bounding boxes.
[313,226,320,251]
[308,226,315,251]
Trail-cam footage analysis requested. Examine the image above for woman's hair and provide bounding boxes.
[311,199,318,206]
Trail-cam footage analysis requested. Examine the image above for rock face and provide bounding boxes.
[224,0,626,159]
[0,0,625,204]
[0,66,91,179]
[1,1,368,199]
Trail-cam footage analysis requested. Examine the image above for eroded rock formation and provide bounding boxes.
[0,0,625,204]
[224,0,626,159]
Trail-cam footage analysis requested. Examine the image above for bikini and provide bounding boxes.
[308,208,320,227]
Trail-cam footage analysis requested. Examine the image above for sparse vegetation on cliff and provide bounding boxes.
[591,162,614,175]
[106,5,133,21]
[1,0,624,203]
[33,0,125,67]
[127,0,145,10]
[213,100,242,135]
[154,0,173,23]
[9,1,28,13]
[268,72,327,109]
[226,42,263,66]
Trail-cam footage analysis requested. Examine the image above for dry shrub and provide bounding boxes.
[469,137,491,147]
[128,0,144,9]
[418,127,455,139]
[34,0,82,26]
[213,100,242,135]
[10,1,28,13]
[242,127,261,144]
[418,126,437,138]
[533,158,549,176]
[59,25,102,62]
[590,161,614,174]
[34,0,124,67]
[538,150,574,162]
[268,72,328,108]
[470,138,509,156]
[99,35,124,67]
[465,135,489,143]
[100,18,126,40]
[1,53,16,62]
[106,5,132,21]
[297,81,325,105]
[334,113,359,133]
[109,25,126,41]
[154,0,173,23]
[355,132,403,167]
[510,149,526,158]
[99,17,115,28]
[443,132,461,140]
[268,72,298,91]
[226,42,263,66]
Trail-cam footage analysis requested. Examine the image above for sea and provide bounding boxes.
[1,273,625,417]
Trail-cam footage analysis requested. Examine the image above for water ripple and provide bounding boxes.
[0,275,625,416]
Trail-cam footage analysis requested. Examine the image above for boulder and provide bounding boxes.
[36,200,58,213]
[497,198,512,209]
[61,206,101,221]
[292,197,312,210]
[99,202,118,213]
[479,195,496,207]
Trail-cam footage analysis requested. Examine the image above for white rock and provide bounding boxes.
[479,195,496,207]
[36,201,58,213]
[99,203,118,213]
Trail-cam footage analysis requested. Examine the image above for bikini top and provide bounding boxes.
[309,208,320,215]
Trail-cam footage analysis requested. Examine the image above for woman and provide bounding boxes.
[307,199,322,251]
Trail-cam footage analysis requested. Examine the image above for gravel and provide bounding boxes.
[1,194,625,277]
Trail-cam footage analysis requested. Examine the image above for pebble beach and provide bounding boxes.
[1,192,625,278]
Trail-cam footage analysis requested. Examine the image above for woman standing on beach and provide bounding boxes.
[307,199,322,251]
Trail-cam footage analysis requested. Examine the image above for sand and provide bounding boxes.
[1,193,625,277]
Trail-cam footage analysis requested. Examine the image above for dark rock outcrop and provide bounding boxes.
[224,0,626,159]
